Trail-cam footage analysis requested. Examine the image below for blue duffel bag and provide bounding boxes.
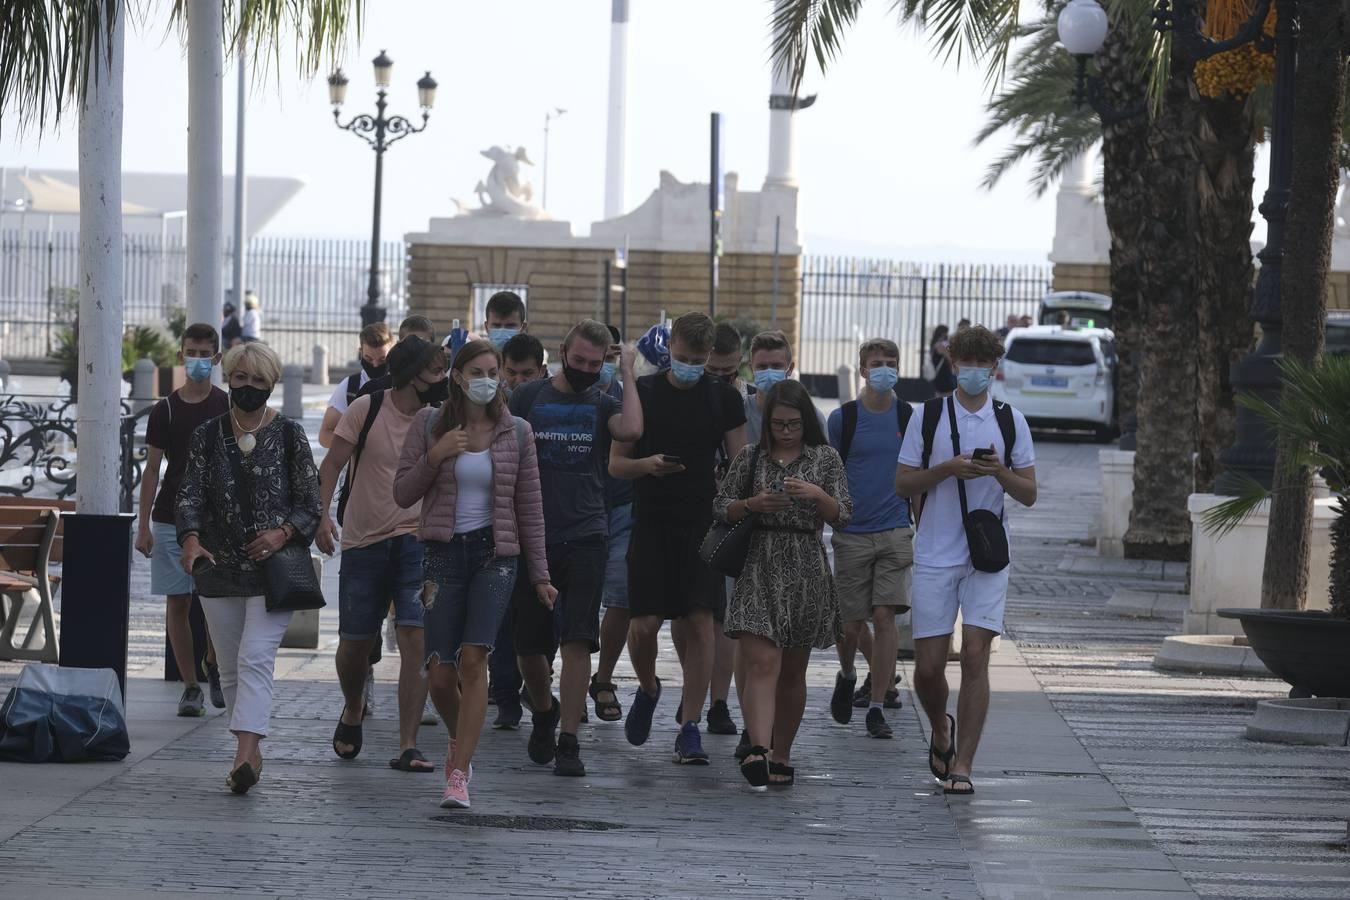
[0,664,129,762]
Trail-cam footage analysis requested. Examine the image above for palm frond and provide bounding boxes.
[769,0,864,97]
[1199,474,1270,538]
[167,0,364,80]
[892,0,1023,88]
[0,0,121,133]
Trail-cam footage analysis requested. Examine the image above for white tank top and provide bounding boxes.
[453,450,494,533]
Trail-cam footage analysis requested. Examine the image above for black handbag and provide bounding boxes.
[947,397,1010,574]
[220,417,326,612]
[700,445,762,578]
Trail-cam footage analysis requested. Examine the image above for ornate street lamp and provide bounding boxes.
[1058,0,1148,124]
[329,51,437,326]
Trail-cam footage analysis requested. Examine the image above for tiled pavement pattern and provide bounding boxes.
[1,424,1347,898]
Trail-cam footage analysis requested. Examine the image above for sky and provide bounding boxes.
[1,0,1128,264]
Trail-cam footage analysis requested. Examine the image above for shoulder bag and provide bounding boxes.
[699,444,762,578]
[945,396,1010,573]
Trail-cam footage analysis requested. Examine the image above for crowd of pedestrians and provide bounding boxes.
[149,294,1037,805]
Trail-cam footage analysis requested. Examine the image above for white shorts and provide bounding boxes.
[910,562,1009,640]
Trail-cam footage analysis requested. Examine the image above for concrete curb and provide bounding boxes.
[1152,634,1272,677]
[1247,698,1350,746]
[1106,588,1189,620]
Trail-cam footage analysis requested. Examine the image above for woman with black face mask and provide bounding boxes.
[177,342,321,795]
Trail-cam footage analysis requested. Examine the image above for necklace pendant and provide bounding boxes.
[238,432,257,455]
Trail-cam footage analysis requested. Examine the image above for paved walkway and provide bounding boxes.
[1,438,1347,898]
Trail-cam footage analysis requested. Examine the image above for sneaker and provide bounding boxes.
[706,699,738,735]
[673,721,710,765]
[421,699,438,726]
[884,687,903,710]
[177,685,205,717]
[205,663,225,709]
[554,732,586,777]
[831,671,857,725]
[624,677,662,747]
[444,739,473,782]
[865,707,894,739]
[527,695,561,765]
[493,690,523,730]
[852,673,873,708]
[439,768,471,809]
[363,667,376,718]
[734,727,752,762]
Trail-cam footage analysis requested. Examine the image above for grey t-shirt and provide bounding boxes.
[509,378,621,545]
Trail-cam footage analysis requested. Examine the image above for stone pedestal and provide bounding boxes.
[1097,449,1135,558]
[1184,493,1335,636]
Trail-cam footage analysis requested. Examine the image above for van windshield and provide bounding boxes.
[1006,339,1097,367]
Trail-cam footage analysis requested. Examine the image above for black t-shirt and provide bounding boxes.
[145,386,231,524]
[633,372,746,522]
[603,380,634,510]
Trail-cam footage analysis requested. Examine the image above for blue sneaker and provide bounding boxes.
[673,720,710,765]
[624,677,661,746]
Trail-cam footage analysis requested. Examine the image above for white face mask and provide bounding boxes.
[465,377,499,405]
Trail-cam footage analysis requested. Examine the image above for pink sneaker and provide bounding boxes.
[444,740,473,782]
[440,768,471,809]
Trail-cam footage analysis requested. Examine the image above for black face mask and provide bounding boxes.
[415,378,450,406]
[361,359,389,380]
[562,354,601,394]
[230,384,271,413]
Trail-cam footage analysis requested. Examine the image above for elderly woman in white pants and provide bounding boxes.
[178,342,320,793]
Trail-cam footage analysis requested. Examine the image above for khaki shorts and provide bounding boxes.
[831,527,914,624]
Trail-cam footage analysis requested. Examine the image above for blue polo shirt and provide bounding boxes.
[827,398,911,534]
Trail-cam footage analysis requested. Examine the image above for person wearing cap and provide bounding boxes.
[316,335,450,773]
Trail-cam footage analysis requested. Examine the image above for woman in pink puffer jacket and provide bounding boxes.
[395,338,556,810]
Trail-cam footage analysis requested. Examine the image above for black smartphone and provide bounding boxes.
[771,479,785,493]
[972,448,995,461]
[661,454,683,465]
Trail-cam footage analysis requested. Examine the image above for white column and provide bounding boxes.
[766,3,799,191]
[603,0,629,219]
[1049,144,1110,266]
[187,0,224,330]
[231,48,247,309]
[77,4,125,516]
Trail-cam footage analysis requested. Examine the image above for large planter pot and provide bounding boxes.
[1217,608,1350,698]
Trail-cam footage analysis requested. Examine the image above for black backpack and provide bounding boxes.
[837,397,914,465]
[913,396,1017,525]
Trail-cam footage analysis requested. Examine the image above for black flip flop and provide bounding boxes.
[943,774,975,796]
[332,705,364,760]
[589,676,623,722]
[929,713,956,781]
[388,748,435,773]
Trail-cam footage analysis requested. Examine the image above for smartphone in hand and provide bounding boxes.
[972,448,995,461]
[660,454,683,466]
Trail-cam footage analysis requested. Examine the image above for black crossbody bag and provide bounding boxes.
[213,416,326,612]
[946,396,1010,574]
[700,445,762,578]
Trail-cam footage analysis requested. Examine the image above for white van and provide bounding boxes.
[994,325,1116,441]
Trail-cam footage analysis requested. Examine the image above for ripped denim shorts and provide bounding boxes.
[421,527,519,667]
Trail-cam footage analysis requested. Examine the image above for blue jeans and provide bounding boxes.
[422,528,518,666]
[488,583,521,699]
[338,535,425,641]
[600,503,633,610]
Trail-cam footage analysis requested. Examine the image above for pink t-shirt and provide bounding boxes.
[334,392,422,550]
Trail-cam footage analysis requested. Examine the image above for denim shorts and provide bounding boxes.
[338,534,426,640]
[150,521,194,596]
[600,503,633,610]
[423,527,519,666]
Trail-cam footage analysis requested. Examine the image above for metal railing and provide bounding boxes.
[799,257,1053,378]
[0,230,406,367]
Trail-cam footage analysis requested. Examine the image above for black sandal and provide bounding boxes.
[227,761,259,795]
[388,748,435,773]
[768,761,795,787]
[589,675,623,722]
[740,746,770,791]
[943,774,975,795]
[332,705,364,760]
[929,713,956,781]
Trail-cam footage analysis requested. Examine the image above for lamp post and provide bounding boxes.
[542,107,567,211]
[1058,0,1148,125]
[329,51,437,327]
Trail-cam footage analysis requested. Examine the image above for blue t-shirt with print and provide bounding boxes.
[827,398,912,534]
[509,378,621,545]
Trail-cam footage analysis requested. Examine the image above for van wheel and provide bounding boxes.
[1093,424,1116,443]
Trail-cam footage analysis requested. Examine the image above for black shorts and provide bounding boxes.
[627,514,726,622]
[514,534,607,656]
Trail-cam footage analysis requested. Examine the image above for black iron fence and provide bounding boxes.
[0,230,406,367]
[799,257,1052,378]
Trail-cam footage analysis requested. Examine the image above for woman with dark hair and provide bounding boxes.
[930,325,956,397]
[714,380,851,790]
[395,338,556,810]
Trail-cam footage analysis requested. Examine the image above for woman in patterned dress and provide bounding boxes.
[714,380,851,790]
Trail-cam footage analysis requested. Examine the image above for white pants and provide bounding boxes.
[199,595,292,737]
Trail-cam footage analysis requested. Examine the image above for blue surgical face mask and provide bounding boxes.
[599,361,617,386]
[753,368,788,392]
[866,365,898,394]
[489,328,520,350]
[670,359,705,385]
[465,377,499,406]
[185,357,214,382]
[957,366,993,397]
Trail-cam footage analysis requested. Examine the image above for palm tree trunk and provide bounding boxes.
[76,3,125,515]
[1124,62,1203,561]
[1262,1,1347,611]
[1193,92,1257,492]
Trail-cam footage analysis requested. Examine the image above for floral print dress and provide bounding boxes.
[714,442,852,649]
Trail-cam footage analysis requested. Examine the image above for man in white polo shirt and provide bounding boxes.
[895,325,1036,797]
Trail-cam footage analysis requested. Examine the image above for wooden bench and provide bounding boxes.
[0,502,69,662]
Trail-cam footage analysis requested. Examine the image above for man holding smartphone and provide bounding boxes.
[895,326,1036,797]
